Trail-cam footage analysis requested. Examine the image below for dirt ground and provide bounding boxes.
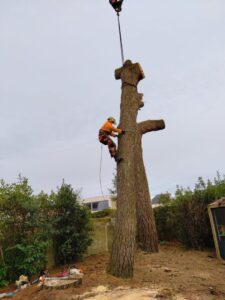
[2,243,225,300]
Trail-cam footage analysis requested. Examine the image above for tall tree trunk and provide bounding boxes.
[107,60,165,277]
[0,245,4,264]
[108,61,144,278]
[135,120,165,252]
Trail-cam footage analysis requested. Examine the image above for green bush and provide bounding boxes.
[5,241,48,281]
[0,265,8,287]
[0,176,51,281]
[154,204,178,242]
[0,176,94,282]
[51,182,93,265]
[154,173,225,249]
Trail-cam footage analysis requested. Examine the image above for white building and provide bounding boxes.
[80,195,116,213]
[80,194,160,213]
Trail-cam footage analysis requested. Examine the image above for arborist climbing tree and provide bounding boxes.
[107,60,165,278]
[106,2,165,278]
[98,117,125,163]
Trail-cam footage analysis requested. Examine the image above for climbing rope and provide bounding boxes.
[99,144,106,201]
[116,12,125,65]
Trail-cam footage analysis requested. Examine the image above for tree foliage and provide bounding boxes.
[0,176,93,283]
[0,176,50,281]
[0,265,8,287]
[51,182,93,265]
[154,173,225,249]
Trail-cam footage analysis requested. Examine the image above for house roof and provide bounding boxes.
[81,195,112,204]
[208,197,225,207]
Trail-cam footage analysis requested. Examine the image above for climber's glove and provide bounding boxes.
[117,130,125,138]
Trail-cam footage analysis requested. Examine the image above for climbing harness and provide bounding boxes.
[109,0,125,65]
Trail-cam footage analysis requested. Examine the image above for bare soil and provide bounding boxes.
[2,243,225,300]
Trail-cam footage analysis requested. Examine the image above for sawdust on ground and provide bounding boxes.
[2,242,225,300]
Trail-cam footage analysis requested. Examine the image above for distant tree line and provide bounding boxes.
[154,172,225,249]
[0,176,92,286]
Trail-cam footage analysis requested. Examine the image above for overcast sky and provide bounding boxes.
[0,0,225,199]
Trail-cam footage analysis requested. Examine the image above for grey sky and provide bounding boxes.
[0,0,225,198]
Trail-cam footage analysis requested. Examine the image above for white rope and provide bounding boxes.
[99,144,106,201]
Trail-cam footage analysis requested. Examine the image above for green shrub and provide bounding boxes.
[0,265,8,287]
[51,182,93,265]
[5,241,48,281]
[154,204,178,242]
[154,173,225,249]
[0,176,94,281]
[0,176,51,281]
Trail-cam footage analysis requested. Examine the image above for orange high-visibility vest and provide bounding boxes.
[100,121,122,134]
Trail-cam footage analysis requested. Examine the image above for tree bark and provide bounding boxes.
[0,245,4,264]
[108,61,144,278]
[107,60,165,277]
[135,120,165,252]
[138,120,165,135]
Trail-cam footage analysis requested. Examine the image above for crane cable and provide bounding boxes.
[116,12,125,65]
[98,6,125,200]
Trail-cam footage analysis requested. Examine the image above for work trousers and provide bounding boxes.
[98,130,117,158]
